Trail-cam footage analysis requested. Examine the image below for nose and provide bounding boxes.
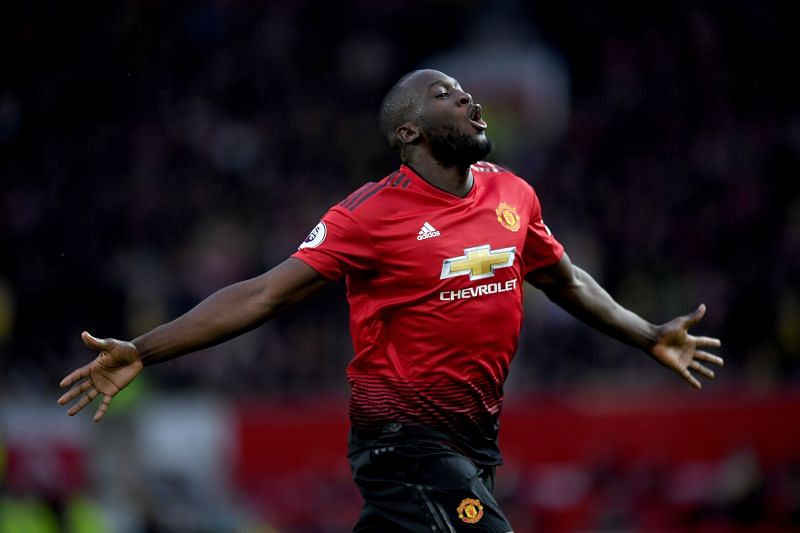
[458,90,472,106]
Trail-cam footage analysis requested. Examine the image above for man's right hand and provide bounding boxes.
[57,331,143,422]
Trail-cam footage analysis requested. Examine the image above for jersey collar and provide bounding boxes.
[401,164,477,202]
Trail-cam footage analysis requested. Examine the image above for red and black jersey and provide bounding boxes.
[292,162,564,464]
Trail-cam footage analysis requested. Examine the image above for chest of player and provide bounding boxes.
[366,192,530,293]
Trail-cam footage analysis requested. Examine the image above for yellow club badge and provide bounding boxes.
[457,497,484,524]
[496,202,521,232]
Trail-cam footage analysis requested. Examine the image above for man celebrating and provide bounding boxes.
[58,70,723,531]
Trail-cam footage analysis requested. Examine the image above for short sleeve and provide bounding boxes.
[522,189,564,274]
[291,206,376,281]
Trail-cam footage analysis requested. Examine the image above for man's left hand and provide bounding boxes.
[651,304,724,389]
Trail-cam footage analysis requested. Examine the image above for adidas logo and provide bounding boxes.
[417,221,441,240]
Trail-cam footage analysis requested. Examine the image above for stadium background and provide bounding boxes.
[2,0,799,531]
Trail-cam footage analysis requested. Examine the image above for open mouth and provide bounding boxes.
[468,104,488,131]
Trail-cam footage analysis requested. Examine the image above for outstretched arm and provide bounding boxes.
[526,253,723,388]
[132,258,327,365]
[58,258,328,421]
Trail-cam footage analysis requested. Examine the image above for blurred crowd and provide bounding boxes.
[2,0,799,396]
[1,1,800,530]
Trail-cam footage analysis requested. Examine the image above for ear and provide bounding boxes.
[395,123,420,145]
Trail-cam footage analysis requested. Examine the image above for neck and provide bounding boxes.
[405,155,473,197]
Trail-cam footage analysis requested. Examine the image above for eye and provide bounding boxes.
[436,91,449,99]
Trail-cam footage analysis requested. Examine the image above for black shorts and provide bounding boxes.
[349,426,513,532]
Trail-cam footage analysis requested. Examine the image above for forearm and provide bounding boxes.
[130,258,327,366]
[132,276,274,365]
[542,266,657,352]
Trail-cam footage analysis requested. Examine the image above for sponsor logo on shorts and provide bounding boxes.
[457,497,484,524]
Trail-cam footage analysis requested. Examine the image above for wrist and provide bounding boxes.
[130,336,151,366]
[642,322,660,353]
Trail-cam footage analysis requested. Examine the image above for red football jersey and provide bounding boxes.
[292,162,564,463]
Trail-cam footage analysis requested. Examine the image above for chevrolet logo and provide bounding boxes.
[441,245,516,281]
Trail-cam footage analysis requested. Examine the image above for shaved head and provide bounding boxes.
[379,69,491,167]
[378,70,455,148]
[378,71,424,149]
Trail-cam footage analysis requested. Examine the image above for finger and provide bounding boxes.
[82,331,113,352]
[60,364,91,388]
[696,350,724,367]
[683,304,706,327]
[690,360,715,379]
[680,368,702,389]
[94,395,113,423]
[693,336,721,348]
[57,379,93,405]
[67,388,98,416]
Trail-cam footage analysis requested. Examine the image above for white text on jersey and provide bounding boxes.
[417,221,441,240]
[439,279,518,301]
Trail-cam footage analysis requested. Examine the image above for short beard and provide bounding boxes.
[424,124,493,169]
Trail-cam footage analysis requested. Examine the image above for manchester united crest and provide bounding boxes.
[496,202,520,232]
[457,498,484,524]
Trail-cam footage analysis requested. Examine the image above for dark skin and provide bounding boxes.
[59,69,723,422]
[396,70,486,197]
